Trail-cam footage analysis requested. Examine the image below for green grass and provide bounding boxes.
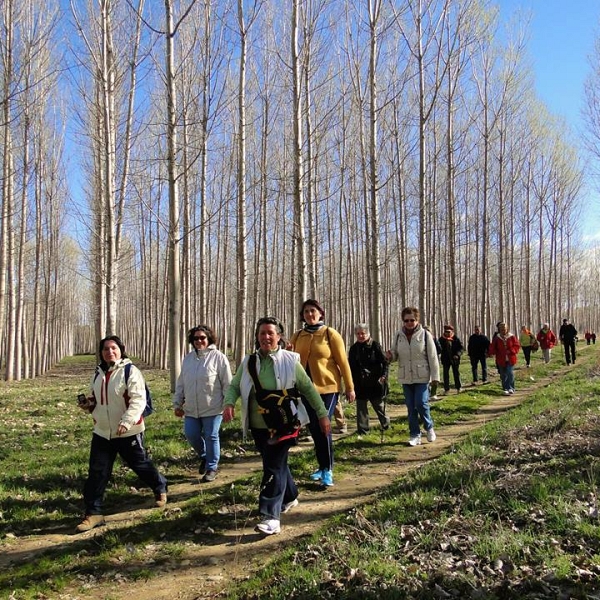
[1,347,599,599]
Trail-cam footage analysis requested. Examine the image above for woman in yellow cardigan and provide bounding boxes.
[289,299,355,487]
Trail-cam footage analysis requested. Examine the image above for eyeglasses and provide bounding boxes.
[404,319,416,323]
[193,335,207,341]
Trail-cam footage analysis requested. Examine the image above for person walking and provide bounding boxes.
[223,317,329,536]
[76,335,168,533]
[519,326,537,368]
[437,325,464,394]
[348,323,390,435]
[536,323,557,364]
[289,299,355,487]
[488,322,520,395]
[173,325,232,482]
[559,318,578,365]
[467,325,490,384]
[387,306,440,446]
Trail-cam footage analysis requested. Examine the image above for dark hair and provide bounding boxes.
[401,306,420,321]
[98,335,128,370]
[187,325,217,346]
[254,316,286,349]
[299,299,325,322]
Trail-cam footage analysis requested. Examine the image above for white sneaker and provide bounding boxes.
[504,390,510,396]
[509,389,515,395]
[282,498,298,513]
[408,435,422,446]
[431,395,440,401]
[255,518,281,535]
[427,428,436,442]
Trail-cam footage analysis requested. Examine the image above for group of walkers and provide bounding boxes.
[74,306,582,536]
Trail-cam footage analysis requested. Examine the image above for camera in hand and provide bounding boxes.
[77,394,95,410]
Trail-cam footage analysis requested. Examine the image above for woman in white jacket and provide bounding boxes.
[76,335,167,533]
[388,307,440,446]
[173,326,232,482]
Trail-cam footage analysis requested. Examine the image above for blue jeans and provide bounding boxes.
[497,364,515,391]
[183,414,223,471]
[303,392,337,471]
[402,383,434,437]
[251,427,298,520]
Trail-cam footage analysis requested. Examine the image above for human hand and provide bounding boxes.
[116,424,127,436]
[346,390,356,403]
[223,406,235,422]
[174,407,185,418]
[385,350,393,361]
[319,415,331,436]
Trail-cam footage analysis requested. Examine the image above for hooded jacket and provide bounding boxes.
[391,324,440,385]
[90,358,146,440]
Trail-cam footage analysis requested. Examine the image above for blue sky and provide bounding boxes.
[498,0,600,239]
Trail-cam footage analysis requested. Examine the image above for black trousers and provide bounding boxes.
[83,432,167,515]
[563,340,576,364]
[442,362,462,391]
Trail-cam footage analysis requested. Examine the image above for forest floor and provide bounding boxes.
[2,362,569,600]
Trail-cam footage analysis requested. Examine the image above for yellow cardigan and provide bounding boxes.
[289,326,354,395]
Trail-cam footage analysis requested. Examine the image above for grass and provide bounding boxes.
[0,346,599,599]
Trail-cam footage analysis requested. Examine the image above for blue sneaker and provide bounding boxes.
[321,469,334,487]
[310,469,323,481]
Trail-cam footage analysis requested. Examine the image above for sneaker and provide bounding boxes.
[504,390,510,396]
[202,469,217,482]
[526,364,531,368]
[282,498,299,513]
[508,389,515,395]
[427,428,437,442]
[334,426,348,434]
[255,518,281,535]
[309,469,323,481]
[321,469,334,487]
[431,395,440,401]
[456,388,463,394]
[408,435,422,446]
[155,492,168,507]
[76,514,105,533]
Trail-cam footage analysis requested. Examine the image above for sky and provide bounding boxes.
[498,0,600,240]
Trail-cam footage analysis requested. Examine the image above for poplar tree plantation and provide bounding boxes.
[1,0,599,386]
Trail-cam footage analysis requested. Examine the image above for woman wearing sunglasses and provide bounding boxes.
[173,325,233,482]
[387,307,440,447]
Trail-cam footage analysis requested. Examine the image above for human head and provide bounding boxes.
[498,322,507,335]
[354,323,370,342]
[543,322,549,329]
[473,325,481,334]
[443,324,454,335]
[98,335,127,369]
[187,325,217,346]
[563,319,568,324]
[254,316,286,350]
[300,299,325,323]
[401,306,420,330]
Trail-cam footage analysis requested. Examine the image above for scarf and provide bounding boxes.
[304,322,325,333]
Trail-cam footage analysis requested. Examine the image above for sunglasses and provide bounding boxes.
[193,335,207,341]
[404,318,416,323]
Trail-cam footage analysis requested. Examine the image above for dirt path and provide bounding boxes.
[2,368,563,600]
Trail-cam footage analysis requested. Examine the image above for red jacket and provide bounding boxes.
[537,328,556,350]
[489,334,520,367]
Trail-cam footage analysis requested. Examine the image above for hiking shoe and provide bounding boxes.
[334,426,348,434]
[155,492,167,507]
[321,469,334,487]
[427,428,437,442]
[255,518,281,535]
[310,469,323,481]
[282,498,299,513]
[508,389,515,395]
[431,395,440,401]
[408,435,422,446]
[202,470,217,482]
[76,514,105,533]
[456,388,463,394]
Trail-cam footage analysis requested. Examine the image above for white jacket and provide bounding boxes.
[392,325,440,385]
[90,358,146,440]
[173,346,232,417]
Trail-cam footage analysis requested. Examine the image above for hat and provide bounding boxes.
[443,324,454,331]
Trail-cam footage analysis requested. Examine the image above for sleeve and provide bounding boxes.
[295,363,328,419]
[425,331,440,382]
[455,337,464,357]
[218,353,233,398]
[223,359,244,408]
[329,329,354,392]
[121,365,147,427]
